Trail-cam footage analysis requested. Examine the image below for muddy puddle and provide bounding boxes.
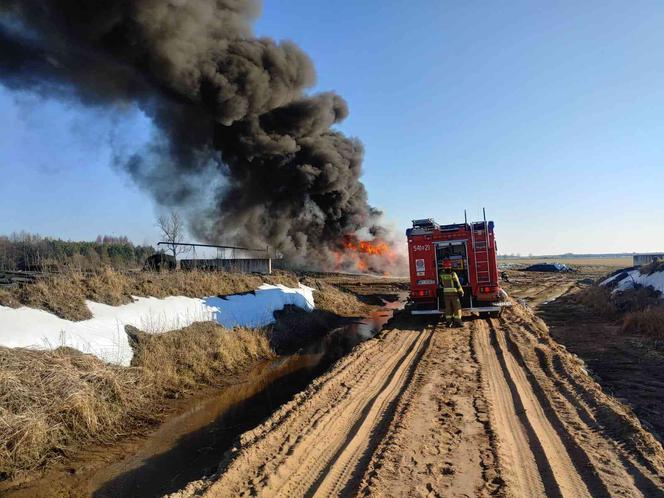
[2,296,404,498]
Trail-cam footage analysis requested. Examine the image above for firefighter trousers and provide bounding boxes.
[443,294,462,323]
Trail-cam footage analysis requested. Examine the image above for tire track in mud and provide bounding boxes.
[171,303,664,498]
[474,305,664,498]
[473,317,608,498]
[500,305,664,496]
[306,329,432,497]
[497,322,611,497]
[473,319,554,497]
[271,332,423,498]
[358,322,503,498]
[179,325,434,498]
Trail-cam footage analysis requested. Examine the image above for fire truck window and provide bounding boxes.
[435,244,469,287]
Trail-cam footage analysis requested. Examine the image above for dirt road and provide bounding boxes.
[172,302,664,498]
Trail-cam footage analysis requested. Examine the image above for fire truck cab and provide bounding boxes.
[406,214,509,316]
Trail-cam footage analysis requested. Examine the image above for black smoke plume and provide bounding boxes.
[0,0,397,270]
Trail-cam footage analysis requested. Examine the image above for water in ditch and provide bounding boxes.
[89,296,405,497]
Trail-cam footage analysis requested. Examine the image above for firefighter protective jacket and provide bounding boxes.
[439,271,464,296]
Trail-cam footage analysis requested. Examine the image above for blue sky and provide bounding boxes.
[2,0,663,254]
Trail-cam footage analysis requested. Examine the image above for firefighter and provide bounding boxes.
[439,260,464,327]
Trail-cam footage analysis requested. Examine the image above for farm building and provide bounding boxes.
[633,253,664,266]
[157,241,276,274]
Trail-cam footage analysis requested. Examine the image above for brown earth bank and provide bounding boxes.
[170,303,664,498]
[508,263,664,445]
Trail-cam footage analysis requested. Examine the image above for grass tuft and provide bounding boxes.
[0,347,152,478]
[130,323,274,392]
[621,308,664,340]
[300,277,370,317]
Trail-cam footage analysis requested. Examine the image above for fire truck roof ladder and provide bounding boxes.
[471,208,492,285]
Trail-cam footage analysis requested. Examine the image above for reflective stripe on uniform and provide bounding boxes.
[439,272,463,294]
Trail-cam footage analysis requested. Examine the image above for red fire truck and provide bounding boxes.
[406,212,509,316]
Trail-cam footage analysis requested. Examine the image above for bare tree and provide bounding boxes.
[156,211,188,259]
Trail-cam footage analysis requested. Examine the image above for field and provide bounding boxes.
[3,268,664,497]
[499,256,632,267]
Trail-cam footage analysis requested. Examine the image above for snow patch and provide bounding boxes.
[0,284,314,366]
[205,284,314,328]
[601,268,664,296]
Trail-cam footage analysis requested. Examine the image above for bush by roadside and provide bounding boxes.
[621,308,664,341]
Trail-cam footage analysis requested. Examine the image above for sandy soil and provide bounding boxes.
[170,303,664,497]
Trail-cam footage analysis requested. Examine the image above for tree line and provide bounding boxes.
[0,232,155,271]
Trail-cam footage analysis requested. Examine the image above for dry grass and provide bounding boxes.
[0,270,373,477]
[575,283,664,342]
[0,288,20,309]
[573,285,618,317]
[301,277,370,317]
[0,322,275,479]
[130,323,274,392]
[9,276,91,320]
[0,347,152,479]
[0,268,299,321]
[499,257,631,267]
[621,308,664,340]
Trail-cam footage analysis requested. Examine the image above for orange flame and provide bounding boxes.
[333,234,399,274]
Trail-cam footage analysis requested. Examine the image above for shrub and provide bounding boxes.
[621,307,664,341]
[0,347,153,478]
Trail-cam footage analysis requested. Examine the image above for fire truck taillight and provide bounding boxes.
[411,289,430,297]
